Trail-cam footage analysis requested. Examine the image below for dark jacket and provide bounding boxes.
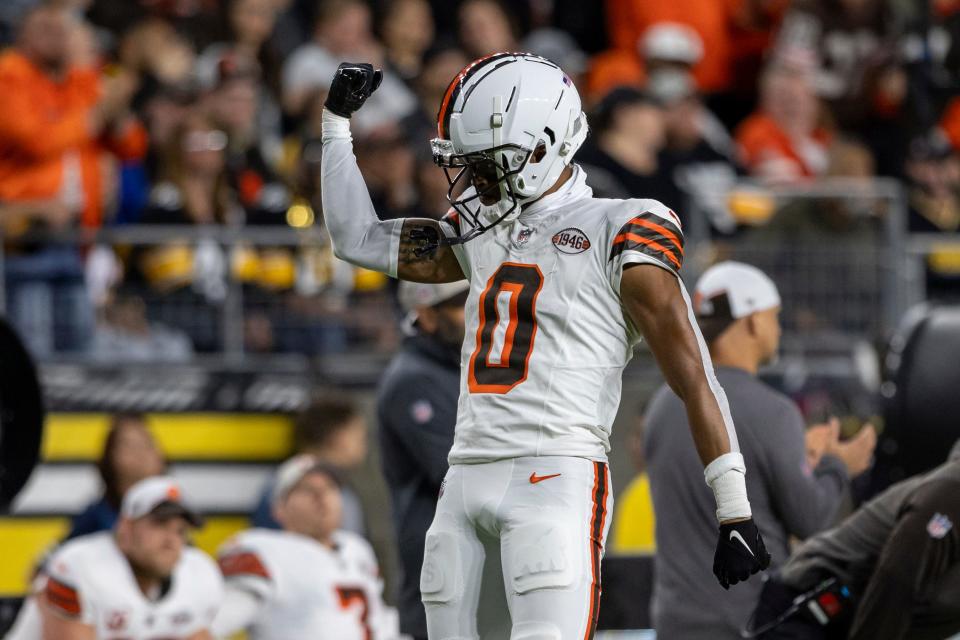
[377,332,460,639]
[65,497,117,541]
[781,442,960,640]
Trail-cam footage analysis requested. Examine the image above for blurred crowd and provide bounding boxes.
[0,0,958,359]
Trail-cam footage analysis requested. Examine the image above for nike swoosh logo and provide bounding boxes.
[729,530,755,557]
[529,472,562,484]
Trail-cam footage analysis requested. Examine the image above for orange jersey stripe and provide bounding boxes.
[46,577,81,616]
[583,464,601,640]
[626,217,684,256]
[219,551,270,579]
[612,232,682,269]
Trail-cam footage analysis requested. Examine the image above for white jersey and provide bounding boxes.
[439,165,709,464]
[216,528,397,640]
[41,531,222,639]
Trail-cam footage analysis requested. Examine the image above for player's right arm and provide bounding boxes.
[320,63,464,284]
[212,543,273,636]
[211,585,266,636]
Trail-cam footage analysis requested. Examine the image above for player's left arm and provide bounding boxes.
[621,264,732,466]
[620,263,771,588]
[39,608,95,640]
[185,630,213,640]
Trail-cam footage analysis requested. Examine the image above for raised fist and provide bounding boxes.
[324,62,383,118]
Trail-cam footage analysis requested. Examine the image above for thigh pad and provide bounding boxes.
[420,525,463,604]
[505,516,581,594]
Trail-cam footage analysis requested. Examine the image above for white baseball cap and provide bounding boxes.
[120,476,203,527]
[693,262,781,340]
[398,280,470,331]
[639,23,704,65]
[398,280,470,313]
[271,454,341,506]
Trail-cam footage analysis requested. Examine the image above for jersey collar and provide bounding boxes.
[518,164,593,222]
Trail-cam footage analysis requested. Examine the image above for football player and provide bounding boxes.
[211,455,398,639]
[320,53,770,638]
[36,476,222,640]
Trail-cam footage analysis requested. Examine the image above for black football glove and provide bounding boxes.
[324,62,383,118]
[713,518,770,589]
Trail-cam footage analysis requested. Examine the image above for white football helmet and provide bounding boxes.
[431,52,588,244]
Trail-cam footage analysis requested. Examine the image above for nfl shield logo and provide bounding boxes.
[927,513,953,539]
[517,227,533,246]
[411,399,434,424]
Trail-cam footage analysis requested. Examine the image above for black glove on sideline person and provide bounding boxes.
[714,518,771,589]
[325,62,383,118]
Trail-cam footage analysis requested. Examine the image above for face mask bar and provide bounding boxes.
[429,139,533,247]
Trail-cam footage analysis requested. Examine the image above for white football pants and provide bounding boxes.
[421,456,613,639]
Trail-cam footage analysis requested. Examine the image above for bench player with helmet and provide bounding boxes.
[320,53,770,639]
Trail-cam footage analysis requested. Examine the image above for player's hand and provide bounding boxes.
[713,518,770,589]
[325,62,383,118]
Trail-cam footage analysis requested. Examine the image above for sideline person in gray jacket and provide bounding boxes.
[377,280,467,640]
[644,262,876,639]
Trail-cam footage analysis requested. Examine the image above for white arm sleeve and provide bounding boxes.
[676,281,740,454]
[320,109,404,277]
[210,585,264,638]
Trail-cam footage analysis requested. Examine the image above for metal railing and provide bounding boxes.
[0,222,401,365]
[2,178,952,368]
[683,177,911,341]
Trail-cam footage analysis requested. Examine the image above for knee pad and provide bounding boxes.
[420,526,462,604]
[511,621,562,640]
[506,518,580,594]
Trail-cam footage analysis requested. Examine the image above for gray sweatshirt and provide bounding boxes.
[643,366,850,639]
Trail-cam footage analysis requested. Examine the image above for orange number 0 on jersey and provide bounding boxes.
[336,586,371,640]
[468,263,544,394]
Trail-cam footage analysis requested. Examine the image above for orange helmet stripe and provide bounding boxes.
[436,52,515,139]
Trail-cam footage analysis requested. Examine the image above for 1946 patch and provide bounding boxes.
[552,228,591,254]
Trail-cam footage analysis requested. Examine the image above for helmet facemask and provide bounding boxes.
[431,139,535,245]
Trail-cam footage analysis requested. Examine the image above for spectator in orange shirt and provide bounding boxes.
[0,6,144,227]
[586,21,703,105]
[604,0,740,95]
[944,97,960,153]
[0,5,140,357]
[735,51,832,183]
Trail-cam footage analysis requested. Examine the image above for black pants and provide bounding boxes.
[748,575,849,640]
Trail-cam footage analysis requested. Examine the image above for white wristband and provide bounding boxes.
[321,109,352,142]
[705,452,752,522]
